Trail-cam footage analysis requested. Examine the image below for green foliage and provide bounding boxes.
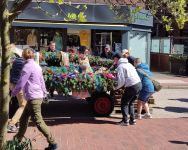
[5,137,32,150]
[169,54,187,63]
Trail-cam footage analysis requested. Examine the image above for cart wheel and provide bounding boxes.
[93,94,114,117]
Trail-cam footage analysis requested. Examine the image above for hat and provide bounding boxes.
[121,49,129,56]
[105,44,110,49]
[112,53,122,59]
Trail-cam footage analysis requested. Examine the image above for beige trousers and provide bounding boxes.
[9,83,27,125]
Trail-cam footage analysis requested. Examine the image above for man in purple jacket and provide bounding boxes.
[12,48,58,150]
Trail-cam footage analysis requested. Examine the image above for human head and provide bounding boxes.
[78,46,87,59]
[105,44,110,53]
[112,53,122,65]
[121,49,130,58]
[22,48,35,60]
[134,58,142,66]
[49,41,56,52]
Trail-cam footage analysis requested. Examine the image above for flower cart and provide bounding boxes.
[43,65,116,116]
[41,51,116,116]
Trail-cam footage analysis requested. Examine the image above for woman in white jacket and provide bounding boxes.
[115,54,142,126]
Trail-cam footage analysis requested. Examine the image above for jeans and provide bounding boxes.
[121,82,142,121]
[15,99,55,144]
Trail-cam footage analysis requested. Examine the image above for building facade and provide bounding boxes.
[10,1,153,63]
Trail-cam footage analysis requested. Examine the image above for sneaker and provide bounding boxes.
[129,119,136,125]
[45,143,58,150]
[116,120,129,126]
[136,114,142,120]
[7,124,18,133]
[143,113,152,119]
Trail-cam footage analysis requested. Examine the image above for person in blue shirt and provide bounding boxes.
[134,58,154,119]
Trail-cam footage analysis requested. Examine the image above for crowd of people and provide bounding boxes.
[8,41,155,149]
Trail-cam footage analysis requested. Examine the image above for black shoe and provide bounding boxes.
[130,119,136,125]
[116,120,129,126]
[45,143,58,150]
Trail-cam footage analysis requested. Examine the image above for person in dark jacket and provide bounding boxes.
[134,58,154,119]
[9,51,26,133]
[101,44,115,59]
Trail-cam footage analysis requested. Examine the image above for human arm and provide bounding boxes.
[115,67,126,90]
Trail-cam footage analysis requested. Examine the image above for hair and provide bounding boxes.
[78,46,87,54]
[22,48,35,60]
[112,53,122,59]
[134,58,142,64]
[49,41,55,45]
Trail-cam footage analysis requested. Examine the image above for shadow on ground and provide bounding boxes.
[28,96,119,126]
[169,140,188,146]
[169,98,188,103]
[153,106,188,113]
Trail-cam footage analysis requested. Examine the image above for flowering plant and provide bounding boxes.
[43,65,116,96]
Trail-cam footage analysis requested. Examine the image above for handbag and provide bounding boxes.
[137,68,162,92]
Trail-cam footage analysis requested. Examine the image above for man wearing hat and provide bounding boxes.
[115,51,142,126]
[101,44,114,59]
[121,49,135,66]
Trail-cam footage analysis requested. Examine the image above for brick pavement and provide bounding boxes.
[7,72,188,150]
[7,117,188,150]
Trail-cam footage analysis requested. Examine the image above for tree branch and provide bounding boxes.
[9,0,32,21]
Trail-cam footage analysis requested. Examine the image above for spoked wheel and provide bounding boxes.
[93,94,114,117]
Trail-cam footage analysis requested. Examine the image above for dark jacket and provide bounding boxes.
[136,63,154,92]
[10,57,25,84]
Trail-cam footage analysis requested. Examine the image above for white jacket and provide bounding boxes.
[115,58,141,90]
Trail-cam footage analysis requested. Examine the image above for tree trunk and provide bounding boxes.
[0,8,11,149]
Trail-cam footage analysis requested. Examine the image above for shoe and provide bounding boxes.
[136,114,142,120]
[129,119,136,125]
[7,124,18,133]
[143,113,152,119]
[116,120,129,126]
[45,143,58,150]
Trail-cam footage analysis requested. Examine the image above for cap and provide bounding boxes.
[121,49,129,56]
[105,44,110,49]
[112,53,122,59]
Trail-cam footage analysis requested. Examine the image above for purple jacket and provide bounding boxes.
[12,59,47,101]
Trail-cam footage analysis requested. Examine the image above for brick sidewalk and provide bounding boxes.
[7,117,188,150]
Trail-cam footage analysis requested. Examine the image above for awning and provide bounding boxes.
[13,20,131,30]
[10,2,153,30]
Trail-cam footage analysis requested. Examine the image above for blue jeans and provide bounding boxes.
[121,82,142,121]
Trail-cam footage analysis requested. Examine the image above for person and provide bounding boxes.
[101,44,114,59]
[108,53,121,71]
[53,32,63,51]
[134,58,154,119]
[121,49,135,66]
[8,45,26,133]
[115,53,142,126]
[78,46,93,73]
[27,29,38,48]
[11,48,58,150]
[59,51,70,67]
[47,41,56,52]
